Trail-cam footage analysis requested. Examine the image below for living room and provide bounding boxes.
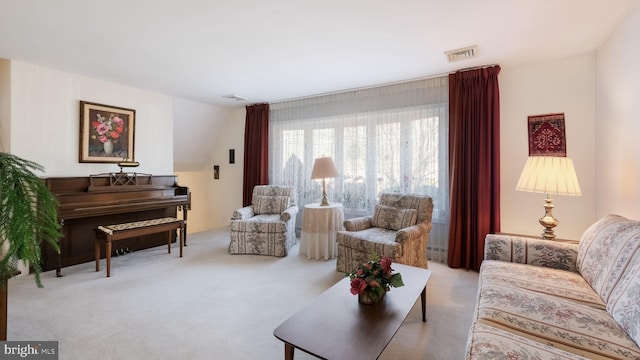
[1,1,639,359]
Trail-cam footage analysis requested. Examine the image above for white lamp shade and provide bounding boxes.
[516,156,582,196]
[311,157,338,179]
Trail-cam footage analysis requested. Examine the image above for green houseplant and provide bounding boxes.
[0,152,61,287]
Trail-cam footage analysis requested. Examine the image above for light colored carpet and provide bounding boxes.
[7,228,479,360]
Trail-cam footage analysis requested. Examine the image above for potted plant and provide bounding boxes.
[0,152,61,287]
[348,252,404,304]
[0,152,61,340]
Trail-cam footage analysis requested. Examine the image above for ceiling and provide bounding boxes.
[0,0,638,109]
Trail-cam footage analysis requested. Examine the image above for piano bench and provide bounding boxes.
[94,217,185,277]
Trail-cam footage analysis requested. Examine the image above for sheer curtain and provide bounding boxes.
[269,77,450,263]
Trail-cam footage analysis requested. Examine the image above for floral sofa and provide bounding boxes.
[466,214,640,360]
[229,185,298,257]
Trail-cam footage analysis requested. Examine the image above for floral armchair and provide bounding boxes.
[336,193,434,273]
[229,185,298,257]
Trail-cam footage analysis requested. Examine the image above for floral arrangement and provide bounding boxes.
[91,113,125,144]
[348,252,404,302]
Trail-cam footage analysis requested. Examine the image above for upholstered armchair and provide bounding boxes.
[336,193,434,273]
[229,185,298,257]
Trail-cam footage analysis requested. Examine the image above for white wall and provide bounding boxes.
[595,3,640,220]
[499,55,597,240]
[0,59,10,152]
[1,59,244,235]
[8,60,173,176]
[175,107,246,232]
[173,97,233,171]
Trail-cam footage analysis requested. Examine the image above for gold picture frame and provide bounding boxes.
[79,101,136,163]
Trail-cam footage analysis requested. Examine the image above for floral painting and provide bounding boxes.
[79,101,136,163]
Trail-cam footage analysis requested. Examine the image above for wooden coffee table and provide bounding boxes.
[273,264,431,360]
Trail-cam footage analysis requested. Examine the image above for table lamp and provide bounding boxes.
[311,157,338,206]
[515,156,582,240]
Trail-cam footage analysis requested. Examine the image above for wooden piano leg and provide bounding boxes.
[179,223,184,257]
[56,219,65,277]
[95,239,100,272]
[181,205,188,246]
[167,230,171,254]
[105,240,112,277]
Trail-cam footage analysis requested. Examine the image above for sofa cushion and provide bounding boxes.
[336,227,401,258]
[475,282,640,359]
[379,192,433,224]
[371,204,417,230]
[253,196,290,215]
[607,251,640,348]
[577,214,640,303]
[480,260,606,309]
[230,214,287,233]
[466,322,589,360]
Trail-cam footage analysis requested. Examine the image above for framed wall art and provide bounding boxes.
[79,101,136,163]
[527,113,566,157]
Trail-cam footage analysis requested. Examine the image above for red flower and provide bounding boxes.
[380,256,392,274]
[347,252,404,298]
[350,278,367,295]
[96,123,109,135]
[109,131,120,139]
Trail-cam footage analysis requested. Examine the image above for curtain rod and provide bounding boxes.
[268,63,498,105]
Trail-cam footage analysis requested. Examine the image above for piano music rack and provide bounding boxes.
[89,172,153,191]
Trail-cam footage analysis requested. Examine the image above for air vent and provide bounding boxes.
[445,46,478,62]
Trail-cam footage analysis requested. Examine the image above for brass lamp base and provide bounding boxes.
[320,178,330,206]
[539,197,558,240]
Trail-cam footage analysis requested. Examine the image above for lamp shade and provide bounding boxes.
[311,157,338,179]
[516,156,582,196]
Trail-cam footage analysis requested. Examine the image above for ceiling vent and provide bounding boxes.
[445,46,478,62]
[223,94,248,101]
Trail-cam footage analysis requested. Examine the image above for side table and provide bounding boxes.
[300,203,344,260]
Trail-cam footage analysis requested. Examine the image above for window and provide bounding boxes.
[269,76,449,262]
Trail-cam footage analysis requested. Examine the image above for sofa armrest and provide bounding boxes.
[343,216,373,231]
[396,222,431,244]
[484,234,579,272]
[232,206,255,220]
[280,206,298,222]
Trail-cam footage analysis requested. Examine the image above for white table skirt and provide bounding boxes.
[300,203,344,260]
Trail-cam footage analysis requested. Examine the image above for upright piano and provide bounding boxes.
[43,173,190,276]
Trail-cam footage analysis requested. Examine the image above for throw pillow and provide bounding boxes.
[608,252,640,347]
[371,204,417,231]
[577,214,640,303]
[254,196,290,215]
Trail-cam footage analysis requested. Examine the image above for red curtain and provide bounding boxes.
[447,66,501,271]
[243,103,270,206]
